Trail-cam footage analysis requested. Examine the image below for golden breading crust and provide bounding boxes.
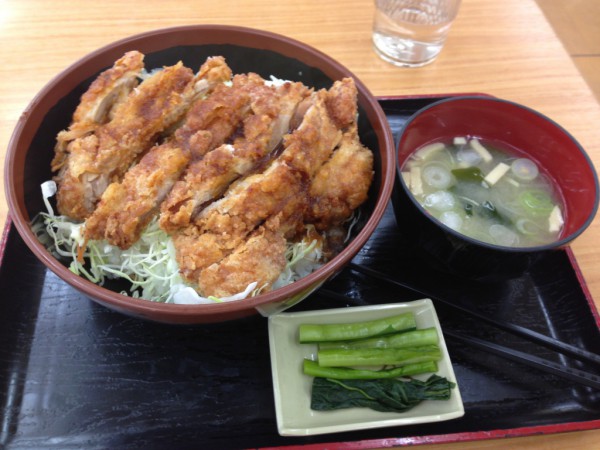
[197,226,287,298]
[52,51,145,173]
[324,77,358,130]
[50,51,374,299]
[172,72,261,159]
[172,82,349,291]
[173,162,306,282]
[55,61,196,220]
[307,124,374,230]
[82,57,235,247]
[159,78,310,233]
[91,62,195,176]
[83,142,190,249]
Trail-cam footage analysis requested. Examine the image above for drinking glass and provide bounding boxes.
[373,0,461,67]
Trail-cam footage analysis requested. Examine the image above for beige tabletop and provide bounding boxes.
[1,0,600,448]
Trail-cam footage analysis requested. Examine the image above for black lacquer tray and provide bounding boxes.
[1,97,600,449]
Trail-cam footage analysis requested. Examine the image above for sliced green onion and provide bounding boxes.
[511,158,539,181]
[424,190,456,211]
[489,223,519,246]
[456,147,483,166]
[439,211,463,231]
[519,190,555,216]
[516,218,542,235]
[422,163,454,189]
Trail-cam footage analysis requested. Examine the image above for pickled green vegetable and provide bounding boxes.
[310,375,455,412]
[303,359,438,380]
[318,327,439,350]
[298,313,416,343]
[317,345,442,367]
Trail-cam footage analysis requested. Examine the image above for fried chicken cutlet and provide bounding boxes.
[83,60,273,248]
[159,77,310,233]
[172,80,354,294]
[47,50,374,302]
[172,160,307,283]
[194,79,363,297]
[307,124,374,230]
[196,225,288,298]
[55,55,230,221]
[170,71,262,159]
[82,143,190,249]
[196,185,311,297]
[51,51,145,173]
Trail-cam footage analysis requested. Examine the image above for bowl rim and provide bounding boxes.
[4,24,396,321]
[395,94,600,254]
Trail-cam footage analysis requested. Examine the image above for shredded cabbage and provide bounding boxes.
[271,229,323,291]
[33,181,325,304]
[33,182,185,302]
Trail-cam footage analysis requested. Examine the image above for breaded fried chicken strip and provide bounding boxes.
[307,124,374,230]
[91,62,196,177]
[55,57,228,221]
[173,161,306,282]
[279,88,344,176]
[306,79,373,255]
[195,86,342,238]
[197,225,287,298]
[55,61,193,220]
[324,77,359,131]
[83,57,234,247]
[157,73,272,233]
[171,72,262,159]
[195,78,367,297]
[159,79,310,233]
[190,56,233,100]
[196,186,310,297]
[83,143,190,249]
[52,51,145,172]
[173,82,346,288]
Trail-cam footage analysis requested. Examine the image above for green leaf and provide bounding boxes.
[451,167,484,182]
[310,374,455,413]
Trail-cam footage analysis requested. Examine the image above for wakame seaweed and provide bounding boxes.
[310,374,455,413]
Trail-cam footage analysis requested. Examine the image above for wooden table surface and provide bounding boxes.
[1,0,599,448]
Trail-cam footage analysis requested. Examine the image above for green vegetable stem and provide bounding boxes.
[298,312,416,343]
[318,327,439,350]
[317,345,442,367]
[303,359,438,380]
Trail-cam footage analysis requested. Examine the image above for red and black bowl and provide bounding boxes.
[4,25,395,323]
[392,95,599,281]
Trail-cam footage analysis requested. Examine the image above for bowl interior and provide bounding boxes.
[396,96,599,245]
[6,26,394,322]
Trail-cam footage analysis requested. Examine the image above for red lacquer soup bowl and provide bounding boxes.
[392,96,599,280]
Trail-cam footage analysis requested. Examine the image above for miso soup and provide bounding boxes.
[401,137,565,247]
